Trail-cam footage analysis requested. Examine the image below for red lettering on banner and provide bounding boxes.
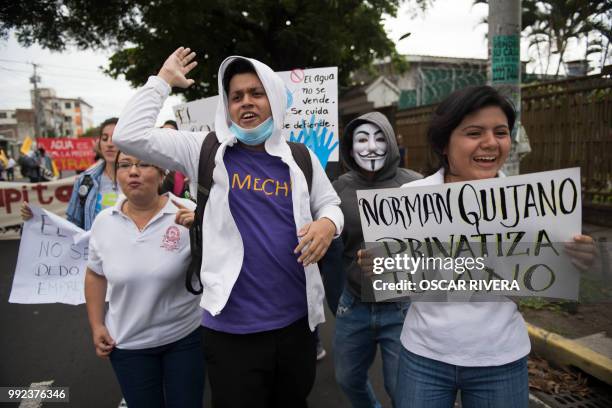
[1,188,22,213]
[32,184,53,205]
[21,185,30,203]
[55,185,73,203]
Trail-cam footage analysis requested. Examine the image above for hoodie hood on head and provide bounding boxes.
[214,56,289,149]
[341,112,400,182]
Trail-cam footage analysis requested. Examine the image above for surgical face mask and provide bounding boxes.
[350,123,387,172]
[230,117,274,146]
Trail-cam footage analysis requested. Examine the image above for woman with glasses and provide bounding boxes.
[84,151,203,408]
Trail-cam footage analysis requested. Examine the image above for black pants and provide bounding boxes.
[203,317,316,408]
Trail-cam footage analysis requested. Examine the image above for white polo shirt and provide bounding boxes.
[88,193,201,350]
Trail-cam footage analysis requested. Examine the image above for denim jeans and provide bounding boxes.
[334,288,409,408]
[396,348,529,408]
[109,327,205,408]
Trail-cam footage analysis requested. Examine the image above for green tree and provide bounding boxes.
[525,0,610,75]
[1,0,410,99]
[474,0,611,75]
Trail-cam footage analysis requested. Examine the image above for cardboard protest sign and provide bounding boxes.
[357,168,582,301]
[36,138,97,171]
[173,96,219,133]
[0,177,75,229]
[278,67,339,168]
[173,66,339,168]
[9,205,89,305]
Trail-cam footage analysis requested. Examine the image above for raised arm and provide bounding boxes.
[113,47,204,182]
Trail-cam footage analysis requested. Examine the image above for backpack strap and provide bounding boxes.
[186,131,220,295]
[196,131,221,208]
[186,137,313,295]
[288,141,313,193]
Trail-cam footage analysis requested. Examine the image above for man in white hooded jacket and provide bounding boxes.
[113,47,343,407]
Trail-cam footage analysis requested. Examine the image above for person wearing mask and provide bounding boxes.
[85,151,204,408]
[332,112,420,407]
[113,47,343,408]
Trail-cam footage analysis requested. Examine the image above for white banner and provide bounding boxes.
[9,205,89,305]
[173,67,339,168]
[357,168,583,300]
[0,177,75,229]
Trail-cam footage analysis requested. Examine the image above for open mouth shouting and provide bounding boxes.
[240,111,259,126]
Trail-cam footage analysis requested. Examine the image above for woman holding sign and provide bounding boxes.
[84,151,204,408]
[359,86,596,408]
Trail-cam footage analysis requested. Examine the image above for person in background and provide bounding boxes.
[332,112,420,408]
[65,118,122,230]
[18,151,41,183]
[159,120,191,199]
[85,151,204,408]
[6,155,16,181]
[36,147,54,180]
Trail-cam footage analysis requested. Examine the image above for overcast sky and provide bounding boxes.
[0,0,595,127]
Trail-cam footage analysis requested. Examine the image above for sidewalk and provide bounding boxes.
[524,223,612,386]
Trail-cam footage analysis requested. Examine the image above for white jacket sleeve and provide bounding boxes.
[113,76,205,182]
[307,149,344,236]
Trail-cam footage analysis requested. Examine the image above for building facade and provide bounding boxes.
[31,88,94,137]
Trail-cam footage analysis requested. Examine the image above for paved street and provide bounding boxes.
[0,239,390,407]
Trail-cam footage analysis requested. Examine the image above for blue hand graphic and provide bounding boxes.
[289,114,338,169]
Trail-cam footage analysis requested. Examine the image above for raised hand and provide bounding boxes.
[157,47,198,88]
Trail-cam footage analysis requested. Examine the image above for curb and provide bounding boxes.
[527,323,612,385]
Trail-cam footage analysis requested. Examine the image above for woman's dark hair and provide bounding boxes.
[222,59,257,95]
[96,117,120,162]
[162,120,178,130]
[426,85,516,175]
[100,117,119,133]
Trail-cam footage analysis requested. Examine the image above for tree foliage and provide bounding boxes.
[1,0,410,99]
[473,0,611,74]
[523,0,612,75]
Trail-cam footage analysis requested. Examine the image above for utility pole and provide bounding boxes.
[488,0,529,176]
[30,63,42,139]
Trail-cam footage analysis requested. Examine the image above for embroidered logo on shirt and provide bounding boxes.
[161,226,181,251]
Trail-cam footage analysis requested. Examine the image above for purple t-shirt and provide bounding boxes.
[201,145,308,333]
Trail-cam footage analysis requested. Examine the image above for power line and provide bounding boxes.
[0,65,30,73]
[0,64,113,82]
[0,58,103,73]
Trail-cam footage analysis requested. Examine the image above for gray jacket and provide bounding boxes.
[332,112,421,300]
